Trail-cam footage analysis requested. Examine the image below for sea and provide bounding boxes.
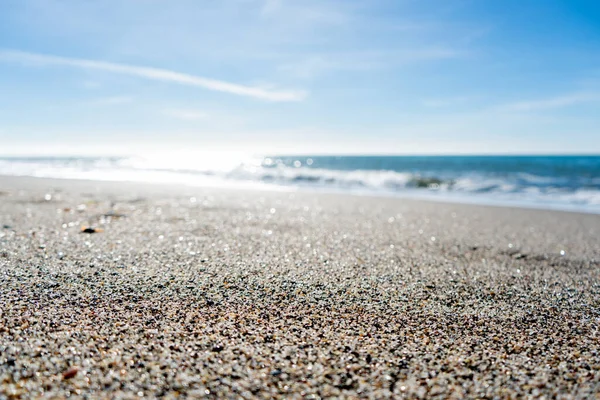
[1,154,599,214]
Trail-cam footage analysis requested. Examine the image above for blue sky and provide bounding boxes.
[0,0,599,155]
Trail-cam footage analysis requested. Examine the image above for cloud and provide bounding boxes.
[395,48,463,62]
[82,80,101,89]
[0,50,307,102]
[421,96,475,108]
[279,47,462,79]
[90,96,132,105]
[163,108,209,121]
[261,0,282,16]
[278,57,341,79]
[498,92,599,112]
[258,0,350,25]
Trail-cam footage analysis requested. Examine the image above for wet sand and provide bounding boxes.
[1,176,599,398]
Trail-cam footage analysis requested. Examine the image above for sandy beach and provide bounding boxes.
[1,176,599,399]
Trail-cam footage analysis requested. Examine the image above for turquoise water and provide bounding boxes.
[1,155,599,213]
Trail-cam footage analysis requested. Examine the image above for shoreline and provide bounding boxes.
[1,175,599,398]
[1,173,599,217]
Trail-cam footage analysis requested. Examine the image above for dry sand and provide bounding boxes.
[1,176,599,399]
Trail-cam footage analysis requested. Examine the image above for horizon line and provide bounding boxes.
[1,152,599,158]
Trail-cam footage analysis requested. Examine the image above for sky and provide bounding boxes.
[0,0,599,155]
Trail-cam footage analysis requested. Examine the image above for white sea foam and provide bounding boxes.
[1,155,599,213]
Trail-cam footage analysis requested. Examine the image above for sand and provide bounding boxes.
[1,176,599,399]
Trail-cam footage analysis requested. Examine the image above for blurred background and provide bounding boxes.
[0,0,599,211]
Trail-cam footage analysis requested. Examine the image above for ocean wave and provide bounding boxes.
[1,156,599,212]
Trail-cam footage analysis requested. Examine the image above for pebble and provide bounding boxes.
[62,368,79,380]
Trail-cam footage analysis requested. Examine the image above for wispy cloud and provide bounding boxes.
[81,80,101,89]
[258,0,350,25]
[163,108,209,121]
[498,92,599,112]
[421,96,476,108]
[279,47,462,79]
[90,96,132,105]
[278,57,350,79]
[261,0,282,16]
[0,50,307,102]
[396,48,463,62]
